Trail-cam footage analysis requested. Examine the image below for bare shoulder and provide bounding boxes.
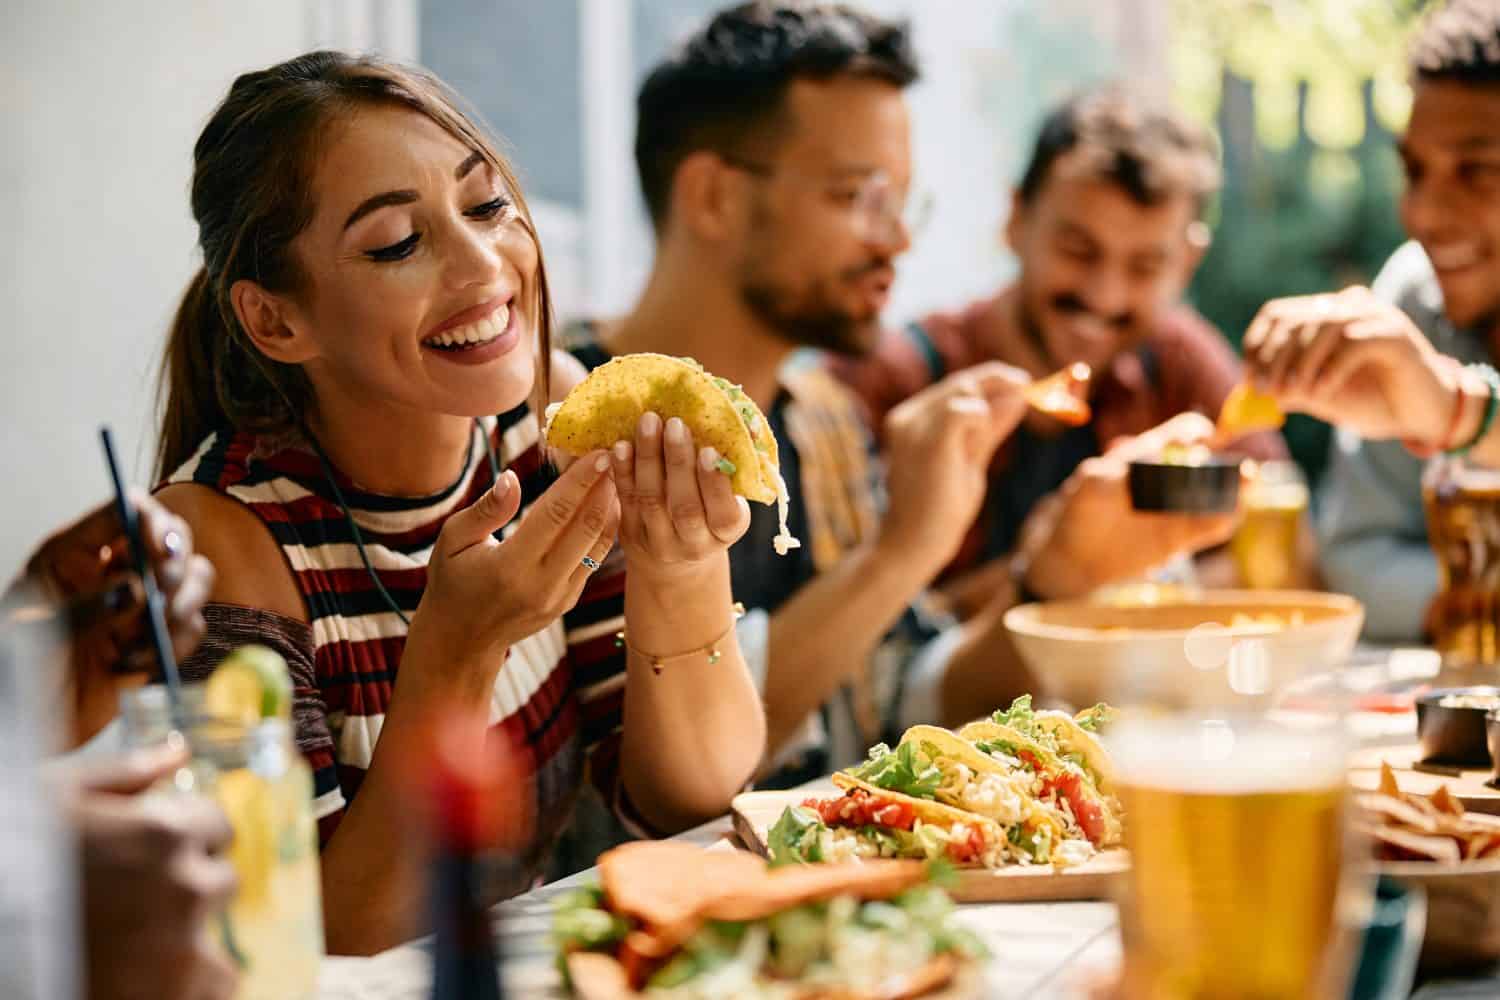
[154,482,307,621]
[550,346,590,403]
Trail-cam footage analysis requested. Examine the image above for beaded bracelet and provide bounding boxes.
[616,602,746,674]
[1450,363,1500,456]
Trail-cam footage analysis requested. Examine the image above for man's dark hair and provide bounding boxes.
[1015,84,1221,214]
[635,2,919,230]
[1411,0,1500,84]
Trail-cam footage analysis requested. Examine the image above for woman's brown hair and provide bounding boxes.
[155,50,552,481]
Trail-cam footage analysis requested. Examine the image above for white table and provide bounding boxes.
[315,806,1121,999]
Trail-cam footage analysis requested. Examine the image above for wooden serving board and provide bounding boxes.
[730,790,1128,903]
[1348,743,1500,815]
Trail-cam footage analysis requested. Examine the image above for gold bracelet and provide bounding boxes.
[616,602,746,674]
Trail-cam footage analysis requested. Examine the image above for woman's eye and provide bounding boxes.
[466,197,512,220]
[366,233,419,262]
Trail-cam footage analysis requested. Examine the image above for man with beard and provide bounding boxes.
[835,86,1289,617]
[560,2,1046,793]
[1240,0,1500,642]
[558,3,1239,802]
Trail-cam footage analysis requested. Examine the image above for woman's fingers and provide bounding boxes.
[566,491,622,592]
[631,412,676,548]
[663,418,713,549]
[438,469,524,554]
[698,448,749,545]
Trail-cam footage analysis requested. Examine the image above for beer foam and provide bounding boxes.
[1107,718,1347,793]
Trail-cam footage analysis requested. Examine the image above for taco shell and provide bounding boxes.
[546,353,779,504]
[829,772,1006,845]
[1031,711,1117,792]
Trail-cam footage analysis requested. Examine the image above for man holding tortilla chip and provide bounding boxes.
[558,1,1044,799]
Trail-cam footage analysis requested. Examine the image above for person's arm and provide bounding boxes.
[160,449,625,956]
[759,364,1031,760]
[609,416,763,833]
[1316,430,1436,643]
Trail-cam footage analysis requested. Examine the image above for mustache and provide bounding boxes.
[1051,293,1132,331]
[841,257,895,281]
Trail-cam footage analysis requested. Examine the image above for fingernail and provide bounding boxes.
[666,417,686,445]
[594,453,611,473]
[494,471,513,495]
[162,530,184,558]
[700,447,718,472]
[614,441,632,462]
[640,411,661,436]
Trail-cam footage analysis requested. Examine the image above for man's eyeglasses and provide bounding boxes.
[721,155,933,242]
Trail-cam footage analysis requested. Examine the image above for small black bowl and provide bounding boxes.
[1127,459,1241,514]
[1488,710,1500,785]
[1416,688,1500,767]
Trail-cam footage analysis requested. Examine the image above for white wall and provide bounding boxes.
[0,1,414,573]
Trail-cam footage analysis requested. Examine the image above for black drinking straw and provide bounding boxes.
[99,427,184,708]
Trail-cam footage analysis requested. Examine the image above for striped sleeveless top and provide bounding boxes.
[166,404,631,870]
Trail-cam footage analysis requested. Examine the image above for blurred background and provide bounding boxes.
[0,0,1428,571]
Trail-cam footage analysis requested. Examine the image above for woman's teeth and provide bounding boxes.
[424,303,510,349]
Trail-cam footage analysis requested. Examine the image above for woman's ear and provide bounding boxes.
[230,280,318,364]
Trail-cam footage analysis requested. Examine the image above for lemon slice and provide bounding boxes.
[206,645,293,725]
[1217,382,1284,438]
[216,768,277,908]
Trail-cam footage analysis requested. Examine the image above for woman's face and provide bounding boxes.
[281,105,540,422]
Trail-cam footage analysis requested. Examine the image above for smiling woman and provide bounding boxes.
[145,51,765,956]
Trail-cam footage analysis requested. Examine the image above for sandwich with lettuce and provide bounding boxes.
[553,841,985,999]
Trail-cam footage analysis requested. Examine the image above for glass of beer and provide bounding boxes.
[1109,715,1363,1000]
[1425,457,1500,668]
[1230,460,1309,591]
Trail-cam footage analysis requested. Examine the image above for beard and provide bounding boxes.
[738,277,879,358]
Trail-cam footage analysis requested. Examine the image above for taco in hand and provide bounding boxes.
[545,352,800,554]
[553,841,984,999]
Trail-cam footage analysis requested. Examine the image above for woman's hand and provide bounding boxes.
[1242,286,1462,445]
[405,453,620,700]
[5,491,215,746]
[609,412,750,582]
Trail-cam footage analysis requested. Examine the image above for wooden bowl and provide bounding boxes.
[1003,590,1364,709]
[1377,858,1500,972]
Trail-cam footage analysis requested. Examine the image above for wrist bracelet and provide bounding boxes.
[616,602,746,674]
[1449,363,1500,456]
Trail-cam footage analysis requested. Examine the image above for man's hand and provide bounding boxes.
[878,362,1030,580]
[1022,414,1242,599]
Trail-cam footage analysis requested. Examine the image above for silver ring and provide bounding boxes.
[581,555,600,571]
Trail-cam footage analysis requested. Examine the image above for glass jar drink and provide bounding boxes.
[1424,457,1500,668]
[1230,460,1309,590]
[1110,716,1361,999]
[121,683,323,1000]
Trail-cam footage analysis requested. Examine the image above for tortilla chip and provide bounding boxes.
[546,353,776,503]
[1377,762,1400,798]
[1373,825,1462,863]
[1433,784,1465,817]
[1356,792,1444,835]
[1217,382,1284,437]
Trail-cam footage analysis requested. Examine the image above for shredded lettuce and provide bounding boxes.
[992,695,1060,751]
[974,737,1022,760]
[1006,822,1053,863]
[913,822,951,860]
[647,921,748,988]
[768,806,826,867]
[1075,703,1116,733]
[715,457,737,476]
[849,742,942,800]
